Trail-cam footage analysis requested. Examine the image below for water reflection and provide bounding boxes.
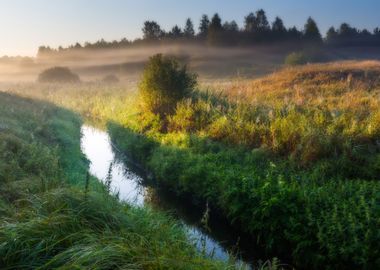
[81,125,145,204]
[80,125,253,268]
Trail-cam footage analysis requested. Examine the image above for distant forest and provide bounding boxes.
[34,9,380,56]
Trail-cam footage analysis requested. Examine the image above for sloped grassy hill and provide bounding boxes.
[0,93,230,270]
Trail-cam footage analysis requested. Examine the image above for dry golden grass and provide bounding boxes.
[206,60,380,112]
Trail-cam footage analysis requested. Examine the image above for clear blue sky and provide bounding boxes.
[0,0,379,56]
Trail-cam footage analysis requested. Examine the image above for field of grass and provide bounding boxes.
[4,60,380,269]
[0,92,237,269]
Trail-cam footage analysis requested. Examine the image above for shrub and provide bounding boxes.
[38,67,80,83]
[102,74,120,84]
[285,52,308,66]
[285,49,328,66]
[139,54,197,119]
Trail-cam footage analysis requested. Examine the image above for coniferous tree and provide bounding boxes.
[223,21,239,45]
[244,12,256,32]
[168,25,183,39]
[288,26,302,42]
[374,27,380,36]
[223,21,239,32]
[374,28,380,45]
[326,27,338,45]
[209,13,223,31]
[255,9,270,33]
[244,10,270,42]
[334,23,358,46]
[272,17,286,33]
[37,46,53,57]
[142,21,163,40]
[271,16,287,41]
[198,15,210,39]
[38,9,380,51]
[184,18,195,38]
[207,13,223,45]
[74,42,82,49]
[338,23,358,38]
[303,17,322,44]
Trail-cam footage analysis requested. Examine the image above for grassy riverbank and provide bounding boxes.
[0,92,235,269]
[5,60,380,269]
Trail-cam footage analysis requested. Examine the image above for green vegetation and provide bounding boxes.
[38,66,80,83]
[109,61,380,269]
[0,92,234,269]
[6,60,380,269]
[284,52,307,66]
[139,54,197,119]
[285,49,328,66]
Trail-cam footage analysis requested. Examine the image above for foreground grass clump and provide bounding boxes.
[0,93,231,269]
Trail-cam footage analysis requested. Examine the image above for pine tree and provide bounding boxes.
[142,21,163,40]
[198,15,210,38]
[208,13,223,45]
[168,25,183,39]
[303,17,322,44]
[244,12,255,32]
[326,27,338,45]
[184,18,195,38]
[272,17,286,34]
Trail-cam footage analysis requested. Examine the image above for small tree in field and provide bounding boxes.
[139,54,197,119]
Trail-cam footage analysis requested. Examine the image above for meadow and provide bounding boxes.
[4,60,380,269]
[0,92,239,269]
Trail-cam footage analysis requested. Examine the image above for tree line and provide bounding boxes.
[38,9,380,55]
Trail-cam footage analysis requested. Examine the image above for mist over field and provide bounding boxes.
[2,2,380,269]
[0,45,283,83]
[2,43,380,84]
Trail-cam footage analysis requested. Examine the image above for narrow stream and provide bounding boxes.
[81,125,256,267]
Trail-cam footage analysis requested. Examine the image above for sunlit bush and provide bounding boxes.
[139,54,197,119]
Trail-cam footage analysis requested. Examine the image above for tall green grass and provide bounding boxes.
[0,93,236,269]
[108,121,380,269]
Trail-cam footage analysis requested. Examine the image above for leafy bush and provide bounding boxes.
[38,67,80,83]
[102,74,120,84]
[284,52,308,66]
[139,54,197,118]
[285,49,328,66]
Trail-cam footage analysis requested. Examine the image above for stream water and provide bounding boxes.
[81,125,258,267]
